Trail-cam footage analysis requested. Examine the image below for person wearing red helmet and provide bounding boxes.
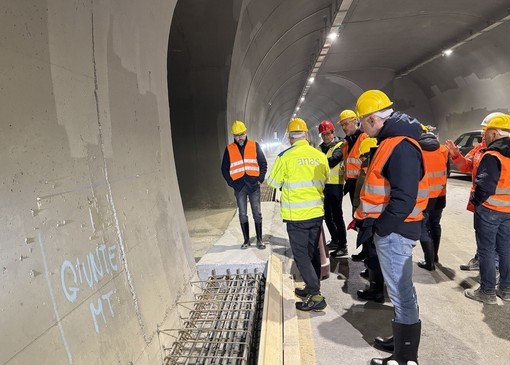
[317,120,348,258]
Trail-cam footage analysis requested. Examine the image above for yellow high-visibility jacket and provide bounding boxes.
[267,140,329,221]
[324,141,345,185]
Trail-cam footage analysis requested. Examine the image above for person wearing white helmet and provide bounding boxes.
[465,114,510,304]
[445,112,504,271]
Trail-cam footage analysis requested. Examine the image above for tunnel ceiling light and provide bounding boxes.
[301,97,305,102]
[397,12,510,77]
[290,0,355,121]
[296,106,300,111]
[327,32,339,41]
[293,113,296,117]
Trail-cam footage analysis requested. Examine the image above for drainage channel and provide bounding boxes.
[161,270,265,365]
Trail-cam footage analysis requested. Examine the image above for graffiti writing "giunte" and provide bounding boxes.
[60,244,119,333]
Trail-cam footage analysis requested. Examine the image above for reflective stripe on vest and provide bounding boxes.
[423,145,448,199]
[481,150,510,213]
[227,140,260,180]
[343,132,367,179]
[354,136,428,222]
[325,141,345,184]
[267,140,328,221]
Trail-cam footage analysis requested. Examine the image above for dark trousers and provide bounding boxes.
[324,184,347,247]
[344,178,357,217]
[428,208,443,241]
[287,219,323,295]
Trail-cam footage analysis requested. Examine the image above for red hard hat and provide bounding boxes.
[318,120,335,134]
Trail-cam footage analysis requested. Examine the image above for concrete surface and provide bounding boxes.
[190,174,510,365]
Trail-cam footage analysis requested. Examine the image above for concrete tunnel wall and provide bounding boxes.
[1,1,197,364]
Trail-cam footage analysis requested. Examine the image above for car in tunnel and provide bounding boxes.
[448,130,483,176]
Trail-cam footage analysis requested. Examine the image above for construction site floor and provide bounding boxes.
[186,175,510,365]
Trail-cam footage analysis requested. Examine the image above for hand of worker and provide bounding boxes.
[445,139,461,158]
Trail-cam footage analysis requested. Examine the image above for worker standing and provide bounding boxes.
[317,120,348,258]
[354,90,428,365]
[465,114,510,304]
[417,125,449,270]
[338,109,368,261]
[221,120,268,249]
[338,109,368,206]
[267,118,329,311]
[445,112,504,271]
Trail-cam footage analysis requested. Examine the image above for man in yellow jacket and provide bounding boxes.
[267,118,329,311]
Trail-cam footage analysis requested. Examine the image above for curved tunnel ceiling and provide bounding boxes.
[227,0,510,141]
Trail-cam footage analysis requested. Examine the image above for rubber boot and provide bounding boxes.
[255,222,265,249]
[357,269,384,303]
[417,240,435,271]
[374,335,394,352]
[432,236,440,263]
[370,320,421,365]
[240,222,250,249]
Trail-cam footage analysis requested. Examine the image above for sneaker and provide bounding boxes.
[327,240,339,251]
[359,269,369,279]
[496,288,510,301]
[295,294,327,312]
[294,287,308,298]
[331,248,348,258]
[464,287,497,304]
[460,257,479,271]
[240,242,250,249]
[256,241,266,250]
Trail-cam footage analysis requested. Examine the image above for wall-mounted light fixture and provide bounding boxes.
[397,12,510,77]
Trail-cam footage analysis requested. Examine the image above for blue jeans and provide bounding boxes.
[234,185,262,224]
[474,205,510,292]
[374,232,419,324]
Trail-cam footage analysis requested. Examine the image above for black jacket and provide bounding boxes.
[318,136,344,169]
[221,138,268,193]
[360,112,425,241]
[471,136,510,207]
[418,132,447,211]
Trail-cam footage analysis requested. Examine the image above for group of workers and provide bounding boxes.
[222,89,510,365]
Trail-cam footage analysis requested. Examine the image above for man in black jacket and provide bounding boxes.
[355,90,427,365]
[221,120,267,249]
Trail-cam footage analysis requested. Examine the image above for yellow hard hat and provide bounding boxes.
[287,118,308,132]
[359,137,378,155]
[355,90,393,118]
[338,109,357,123]
[481,112,504,127]
[231,120,247,134]
[484,114,510,131]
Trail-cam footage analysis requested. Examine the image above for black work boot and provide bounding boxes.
[374,335,394,352]
[417,240,435,271]
[255,222,265,249]
[370,320,421,365]
[240,222,250,249]
[357,269,384,303]
[351,242,367,261]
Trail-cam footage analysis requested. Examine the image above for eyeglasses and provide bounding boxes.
[233,133,246,138]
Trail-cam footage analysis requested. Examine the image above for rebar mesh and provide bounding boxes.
[162,271,265,365]
[260,183,276,202]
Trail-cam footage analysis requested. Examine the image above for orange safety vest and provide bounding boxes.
[355,136,429,222]
[466,147,486,212]
[227,140,260,181]
[480,150,510,213]
[343,132,368,179]
[423,145,448,199]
